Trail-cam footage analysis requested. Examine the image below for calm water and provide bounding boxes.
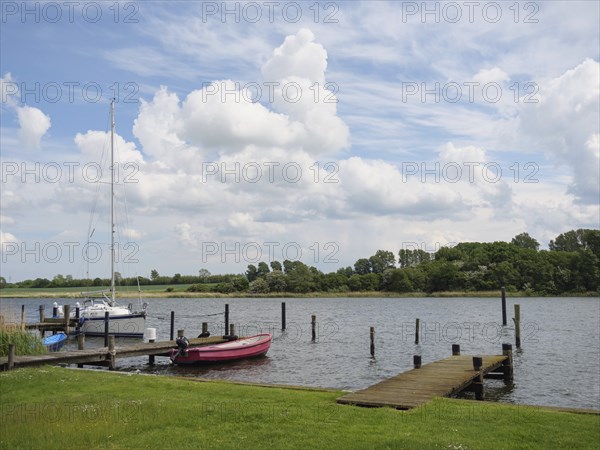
[3,296,599,409]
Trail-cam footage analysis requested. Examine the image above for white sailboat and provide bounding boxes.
[58,99,147,337]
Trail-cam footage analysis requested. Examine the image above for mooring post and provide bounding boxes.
[104,311,109,347]
[39,305,45,323]
[8,343,15,370]
[281,302,286,331]
[52,304,58,318]
[229,324,235,336]
[413,355,422,369]
[63,305,71,335]
[75,307,80,333]
[20,305,25,331]
[415,318,420,344]
[501,286,507,326]
[513,304,521,348]
[108,336,116,370]
[370,327,375,357]
[452,344,461,356]
[177,329,185,338]
[311,315,317,342]
[148,328,156,365]
[502,343,514,383]
[202,322,208,335]
[224,304,229,336]
[170,311,175,341]
[472,356,484,400]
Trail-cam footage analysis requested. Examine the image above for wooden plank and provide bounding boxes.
[337,354,509,409]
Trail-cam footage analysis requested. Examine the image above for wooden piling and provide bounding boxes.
[502,343,514,383]
[148,334,155,365]
[63,305,71,335]
[75,307,80,332]
[501,286,507,326]
[108,336,116,370]
[452,344,461,356]
[20,305,25,331]
[415,318,420,344]
[413,355,422,369]
[77,334,85,368]
[281,302,286,331]
[104,311,110,347]
[52,305,58,318]
[177,329,185,338]
[8,343,15,370]
[202,322,208,334]
[472,356,484,400]
[229,324,235,336]
[513,304,521,348]
[39,305,45,322]
[224,304,229,336]
[370,327,375,358]
[311,315,316,342]
[170,311,175,340]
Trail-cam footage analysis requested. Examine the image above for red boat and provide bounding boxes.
[170,333,272,364]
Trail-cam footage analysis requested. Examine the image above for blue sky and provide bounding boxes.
[1,1,599,282]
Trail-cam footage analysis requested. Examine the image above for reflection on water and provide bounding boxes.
[5,296,599,410]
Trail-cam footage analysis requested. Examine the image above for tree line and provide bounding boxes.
[2,229,599,295]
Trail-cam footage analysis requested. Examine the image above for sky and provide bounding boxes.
[1,1,599,282]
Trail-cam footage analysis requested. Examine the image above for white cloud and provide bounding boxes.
[473,67,509,85]
[16,105,51,150]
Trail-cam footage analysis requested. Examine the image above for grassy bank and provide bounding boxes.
[4,286,596,299]
[1,367,598,449]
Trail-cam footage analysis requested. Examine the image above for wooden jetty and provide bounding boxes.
[338,345,513,410]
[0,336,228,371]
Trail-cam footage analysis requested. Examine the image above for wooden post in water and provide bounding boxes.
[75,307,80,333]
[177,329,185,338]
[170,311,175,341]
[452,344,461,356]
[202,322,208,335]
[502,343,514,383]
[413,355,422,369]
[472,356,484,400]
[8,343,15,370]
[415,318,420,344]
[501,286,507,326]
[311,315,316,342]
[370,327,375,358]
[63,305,71,335]
[108,336,116,370]
[52,305,58,318]
[20,305,25,331]
[148,332,155,365]
[229,324,235,336]
[281,302,286,331]
[513,304,521,348]
[224,304,229,336]
[39,305,45,322]
[104,311,109,347]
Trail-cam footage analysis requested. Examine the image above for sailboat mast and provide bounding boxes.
[110,99,116,305]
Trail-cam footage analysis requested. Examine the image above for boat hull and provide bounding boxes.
[80,314,146,338]
[42,332,67,352]
[170,333,272,364]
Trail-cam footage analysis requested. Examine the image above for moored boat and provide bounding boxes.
[169,333,272,364]
[42,332,67,352]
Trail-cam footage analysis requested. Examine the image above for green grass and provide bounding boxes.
[0,329,46,357]
[0,367,598,449]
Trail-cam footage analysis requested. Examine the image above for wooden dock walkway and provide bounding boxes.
[338,348,513,410]
[0,336,227,371]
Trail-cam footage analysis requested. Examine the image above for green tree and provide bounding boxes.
[257,262,271,278]
[369,250,396,273]
[198,268,211,278]
[265,271,287,292]
[0,277,6,288]
[150,269,159,281]
[354,258,371,275]
[511,232,540,251]
[248,278,269,294]
[246,264,258,282]
[270,261,282,272]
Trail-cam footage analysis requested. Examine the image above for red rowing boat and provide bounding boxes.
[170,333,272,364]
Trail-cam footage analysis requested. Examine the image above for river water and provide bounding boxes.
[3,296,599,410]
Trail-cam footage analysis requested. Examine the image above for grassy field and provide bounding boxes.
[0,366,598,449]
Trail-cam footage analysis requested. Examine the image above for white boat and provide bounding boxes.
[56,100,147,337]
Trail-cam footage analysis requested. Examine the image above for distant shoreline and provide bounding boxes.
[1,289,598,299]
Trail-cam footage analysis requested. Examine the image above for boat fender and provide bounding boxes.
[128,303,133,311]
[197,331,210,338]
[175,336,189,357]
